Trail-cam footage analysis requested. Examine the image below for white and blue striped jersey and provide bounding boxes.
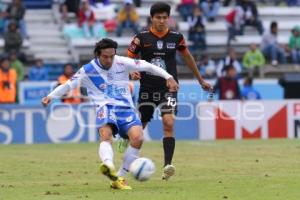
[48,55,172,109]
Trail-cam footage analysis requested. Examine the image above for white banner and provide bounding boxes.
[198,100,300,140]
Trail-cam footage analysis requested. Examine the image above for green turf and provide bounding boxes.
[1,140,300,200]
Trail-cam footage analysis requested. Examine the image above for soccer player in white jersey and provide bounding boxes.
[41,38,178,190]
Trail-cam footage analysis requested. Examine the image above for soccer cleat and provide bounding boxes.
[117,138,129,153]
[110,177,132,190]
[100,163,118,182]
[162,164,175,181]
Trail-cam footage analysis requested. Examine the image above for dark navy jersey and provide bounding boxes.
[128,28,187,91]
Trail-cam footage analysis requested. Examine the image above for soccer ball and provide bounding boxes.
[129,157,155,181]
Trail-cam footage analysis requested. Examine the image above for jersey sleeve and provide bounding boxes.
[177,33,188,53]
[65,67,86,89]
[127,35,142,58]
[48,68,85,99]
[121,56,173,80]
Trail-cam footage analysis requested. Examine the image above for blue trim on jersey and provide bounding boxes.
[83,61,132,107]
[94,58,108,70]
[83,63,106,92]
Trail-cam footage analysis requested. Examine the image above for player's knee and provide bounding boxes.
[129,133,144,149]
[127,125,144,148]
[99,125,113,142]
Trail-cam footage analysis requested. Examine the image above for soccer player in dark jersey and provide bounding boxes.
[127,2,212,180]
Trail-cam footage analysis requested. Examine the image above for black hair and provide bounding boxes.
[150,3,171,17]
[270,21,277,29]
[223,64,235,72]
[94,38,118,56]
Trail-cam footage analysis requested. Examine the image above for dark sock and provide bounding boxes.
[163,137,175,166]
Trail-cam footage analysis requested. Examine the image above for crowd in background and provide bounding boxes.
[1,0,300,104]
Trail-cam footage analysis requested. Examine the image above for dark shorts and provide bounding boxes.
[137,89,177,123]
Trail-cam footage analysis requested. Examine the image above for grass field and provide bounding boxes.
[1,140,300,200]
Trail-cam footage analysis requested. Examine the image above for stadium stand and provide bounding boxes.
[15,0,300,79]
[25,9,73,63]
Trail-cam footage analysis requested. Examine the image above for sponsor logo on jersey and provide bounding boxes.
[150,57,166,70]
[98,110,106,119]
[99,83,107,90]
[166,43,176,49]
[157,40,163,50]
[126,116,133,122]
[116,70,125,74]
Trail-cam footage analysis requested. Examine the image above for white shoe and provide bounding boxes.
[162,164,175,181]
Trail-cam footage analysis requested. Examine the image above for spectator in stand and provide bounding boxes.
[225,5,244,47]
[176,0,196,21]
[197,54,216,78]
[260,21,287,66]
[61,0,81,23]
[0,57,17,103]
[214,64,241,100]
[241,76,261,100]
[187,7,206,52]
[240,0,264,36]
[28,59,48,81]
[4,21,23,55]
[217,48,242,77]
[242,43,265,77]
[5,0,27,38]
[78,0,97,38]
[200,0,220,22]
[0,2,6,37]
[116,0,139,37]
[9,51,24,82]
[288,26,300,65]
[57,63,82,104]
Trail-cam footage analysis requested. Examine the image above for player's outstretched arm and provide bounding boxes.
[41,68,85,107]
[136,60,179,92]
[123,57,179,91]
[180,50,213,91]
[41,84,72,107]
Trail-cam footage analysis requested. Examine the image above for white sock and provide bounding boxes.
[117,145,140,177]
[99,141,115,169]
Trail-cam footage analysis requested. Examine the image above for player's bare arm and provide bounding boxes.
[180,50,212,91]
[41,83,72,107]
